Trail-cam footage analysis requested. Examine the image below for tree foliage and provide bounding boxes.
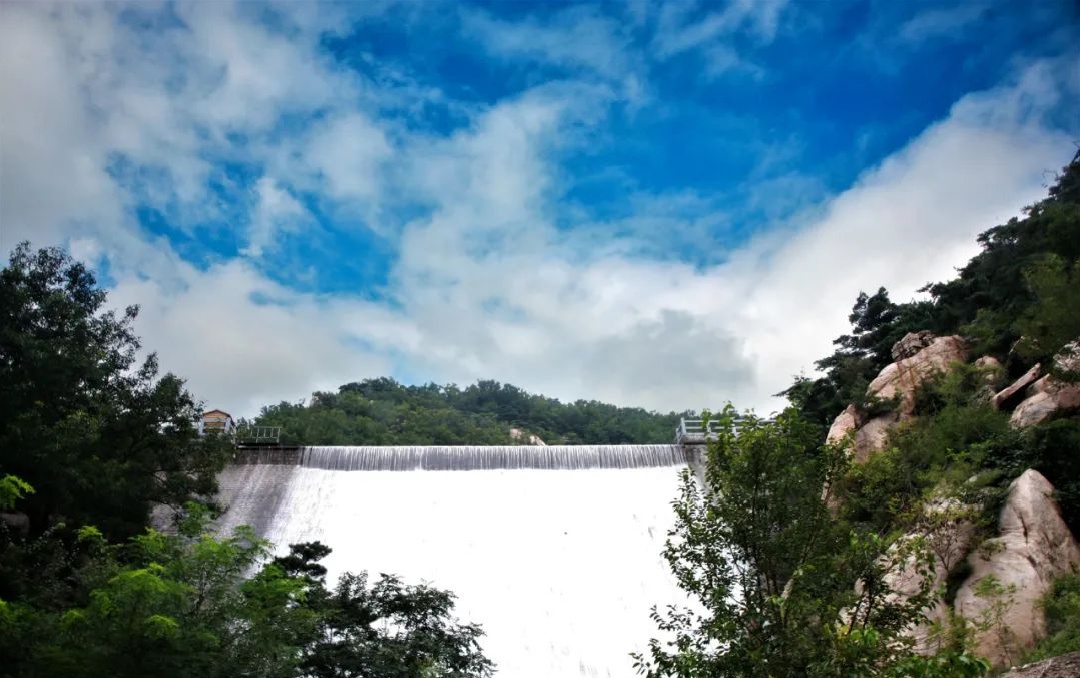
[634,408,958,678]
[0,505,492,678]
[925,150,1080,361]
[784,289,936,429]
[1023,573,1080,663]
[256,377,689,445]
[274,542,493,678]
[0,245,493,678]
[0,243,232,540]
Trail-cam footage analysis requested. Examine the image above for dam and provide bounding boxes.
[215,443,697,678]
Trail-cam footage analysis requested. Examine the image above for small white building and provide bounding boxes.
[198,409,236,436]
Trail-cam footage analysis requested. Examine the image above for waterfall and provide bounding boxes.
[300,444,686,471]
[216,445,688,678]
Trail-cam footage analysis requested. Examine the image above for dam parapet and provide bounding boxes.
[232,444,690,471]
[233,445,302,465]
[302,444,686,471]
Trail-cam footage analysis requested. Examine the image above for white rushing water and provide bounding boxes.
[300,444,685,471]
[218,447,688,678]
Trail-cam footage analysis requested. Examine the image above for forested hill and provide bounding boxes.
[253,378,690,445]
[785,147,1080,431]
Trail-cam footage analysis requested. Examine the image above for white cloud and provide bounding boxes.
[298,113,394,218]
[653,0,789,59]
[173,2,351,135]
[106,259,398,416]
[0,1,376,248]
[244,178,313,257]
[463,6,635,82]
[898,2,989,44]
[0,4,123,249]
[375,61,1069,414]
[1,1,1073,422]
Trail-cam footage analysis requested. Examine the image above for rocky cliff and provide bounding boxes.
[998,651,1080,678]
[826,332,1080,666]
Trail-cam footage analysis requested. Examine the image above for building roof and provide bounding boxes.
[202,409,232,418]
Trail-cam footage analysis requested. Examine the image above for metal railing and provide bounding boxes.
[235,426,282,444]
[675,416,765,444]
[675,418,725,444]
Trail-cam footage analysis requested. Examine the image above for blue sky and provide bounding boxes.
[1,0,1077,415]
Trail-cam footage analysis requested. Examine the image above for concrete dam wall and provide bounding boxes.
[215,445,690,678]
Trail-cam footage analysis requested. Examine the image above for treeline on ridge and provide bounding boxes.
[786,148,1080,431]
[254,378,690,445]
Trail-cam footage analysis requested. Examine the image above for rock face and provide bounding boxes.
[892,330,936,361]
[992,363,1041,410]
[974,355,1004,376]
[1009,342,1080,427]
[826,407,900,463]
[826,404,861,446]
[868,335,969,416]
[824,333,1080,666]
[887,495,979,654]
[972,356,1005,402]
[853,412,899,464]
[509,427,547,446]
[826,334,969,463]
[998,651,1080,677]
[954,470,1080,666]
[1010,375,1080,428]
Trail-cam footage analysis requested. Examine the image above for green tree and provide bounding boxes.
[0,246,493,678]
[2,510,316,678]
[784,149,1080,425]
[256,377,688,446]
[635,408,946,677]
[925,149,1080,360]
[1013,254,1080,377]
[0,243,231,540]
[1,510,495,678]
[783,290,938,429]
[273,543,495,678]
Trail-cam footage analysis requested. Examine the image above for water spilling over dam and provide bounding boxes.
[216,444,690,678]
[301,443,685,471]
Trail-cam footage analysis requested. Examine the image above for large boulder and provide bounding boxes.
[853,412,899,463]
[892,330,936,361]
[972,356,1006,402]
[826,404,861,446]
[954,470,1080,666]
[973,355,1004,378]
[825,407,898,463]
[887,495,980,654]
[827,334,969,463]
[1010,376,1080,427]
[868,335,969,416]
[509,427,547,446]
[992,363,1041,410]
[1009,345,1080,427]
[998,652,1080,677]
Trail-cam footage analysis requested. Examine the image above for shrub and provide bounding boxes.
[1023,573,1080,663]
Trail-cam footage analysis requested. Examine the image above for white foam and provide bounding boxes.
[256,465,686,678]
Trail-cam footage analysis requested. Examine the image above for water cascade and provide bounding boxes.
[216,445,689,678]
[301,443,685,471]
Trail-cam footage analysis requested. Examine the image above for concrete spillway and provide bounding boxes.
[216,445,688,678]
[301,443,685,471]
